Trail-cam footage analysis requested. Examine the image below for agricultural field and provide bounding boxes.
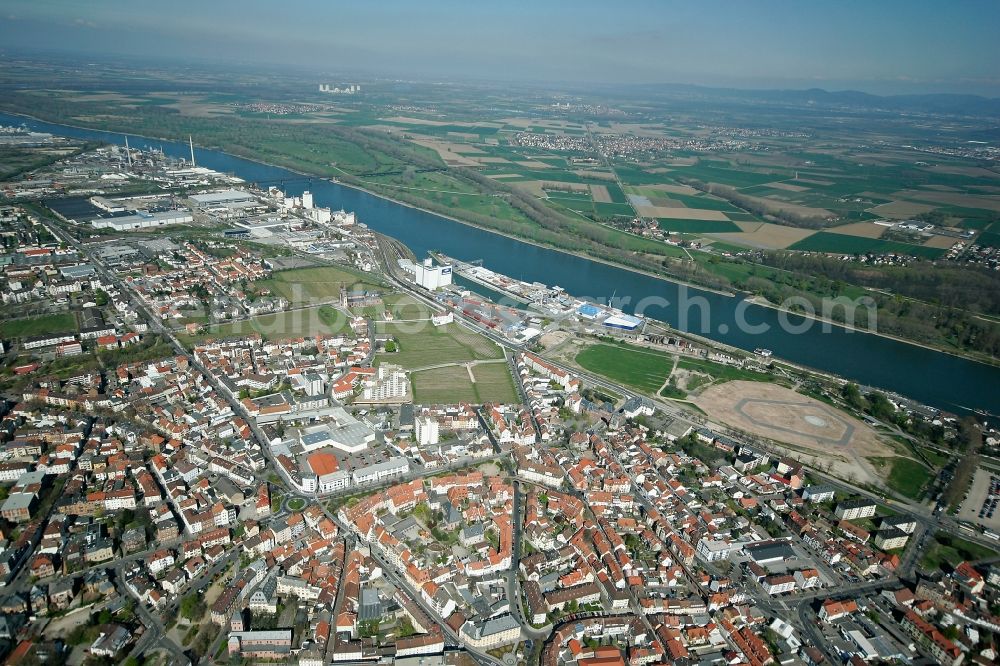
[4,67,1000,361]
[0,312,77,339]
[410,360,517,404]
[788,231,946,258]
[259,266,383,305]
[377,322,504,369]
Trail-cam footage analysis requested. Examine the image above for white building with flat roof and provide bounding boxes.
[415,416,440,446]
[415,258,452,290]
[190,189,256,207]
[352,457,409,485]
[90,210,193,231]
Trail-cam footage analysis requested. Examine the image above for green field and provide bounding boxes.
[361,293,434,321]
[259,266,383,305]
[180,307,351,344]
[575,343,675,393]
[4,72,999,365]
[874,457,930,499]
[920,532,997,570]
[0,313,77,339]
[411,361,517,404]
[676,357,772,383]
[378,322,504,369]
[976,230,1000,248]
[789,232,946,258]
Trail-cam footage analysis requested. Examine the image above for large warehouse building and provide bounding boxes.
[90,210,193,231]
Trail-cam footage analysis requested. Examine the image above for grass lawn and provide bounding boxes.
[659,384,687,399]
[286,497,306,511]
[918,446,951,468]
[0,312,77,338]
[179,307,351,344]
[259,266,383,305]
[361,293,433,321]
[920,532,997,570]
[470,362,519,403]
[575,343,674,393]
[378,322,503,369]
[872,456,930,499]
[411,361,517,404]
[676,357,772,383]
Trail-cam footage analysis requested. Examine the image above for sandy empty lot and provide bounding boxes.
[694,381,891,483]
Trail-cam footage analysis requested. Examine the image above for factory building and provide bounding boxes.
[414,258,453,291]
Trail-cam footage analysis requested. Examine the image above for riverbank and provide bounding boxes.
[2,109,737,298]
[10,108,998,367]
[5,109,999,415]
[743,295,1000,369]
[327,172,738,298]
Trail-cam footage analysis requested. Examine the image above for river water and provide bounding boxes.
[4,112,998,415]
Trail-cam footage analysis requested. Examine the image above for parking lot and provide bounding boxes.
[957,468,1000,531]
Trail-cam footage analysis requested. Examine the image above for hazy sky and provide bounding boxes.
[2,0,999,95]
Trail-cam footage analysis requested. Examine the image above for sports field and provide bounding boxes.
[0,312,77,338]
[410,360,517,404]
[378,322,504,369]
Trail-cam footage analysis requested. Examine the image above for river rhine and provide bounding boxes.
[4,112,997,416]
